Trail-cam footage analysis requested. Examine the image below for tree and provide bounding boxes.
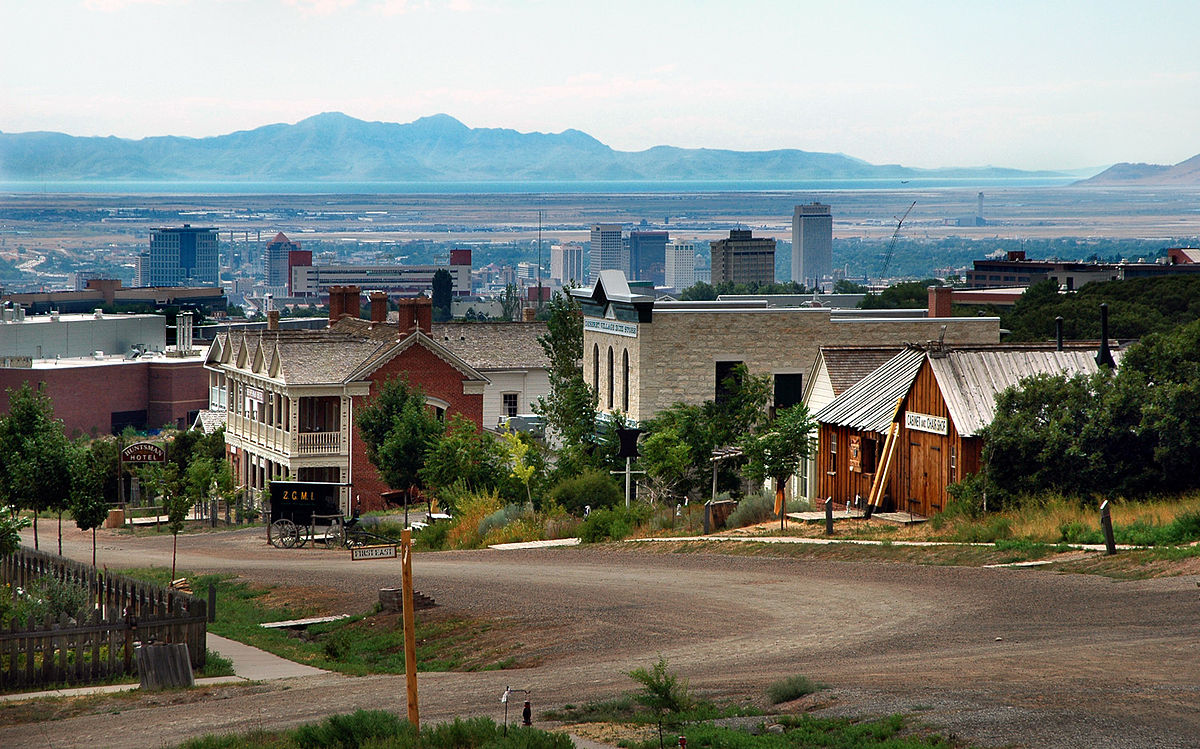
[357,376,443,494]
[501,427,538,506]
[69,441,109,567]
[534,288,599,477]
[0,384,72,551]
[138,462,188,579]
[628,657,692,749]
[833,279,869,294]
[500,283,522,321]
[431,268,453,322]
[420,414,507,500]
[740,404,816,515]
[859,279,942,309]
[638,423,695,503]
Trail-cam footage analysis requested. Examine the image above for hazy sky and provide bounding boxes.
[3,0,1198,170]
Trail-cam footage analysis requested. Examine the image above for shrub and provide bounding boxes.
[952,515,1013,543]
[8,575,91,627]
[445,488,504,549]
[724,491,776,529]
[292,709,412,749]
[478,503,531,538]
[766,674,820,704]
[578,504,654,543]
[414,520,450,551]
[549,470,623,515]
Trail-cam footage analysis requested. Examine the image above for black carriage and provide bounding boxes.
[266,481,345,549]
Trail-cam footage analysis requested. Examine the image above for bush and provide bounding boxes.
[548,470,623,515]
[478,503,531,538]
[7,575,91,627]
[579,505,652,543]
[766,674,820,704]
[414,520,450,551]
[724,491,808,529]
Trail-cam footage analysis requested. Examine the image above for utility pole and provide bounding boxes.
[537,210,543,313]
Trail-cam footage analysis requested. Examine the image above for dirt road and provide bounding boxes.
[5,526,1198,748]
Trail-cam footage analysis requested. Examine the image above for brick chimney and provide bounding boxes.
[327,285,362,326]
[328,286,344,324]
[267,310,280,330]
[369,291,388,323]
[522,307,536,322]
[928,286,953,318]
[397,296,433,335]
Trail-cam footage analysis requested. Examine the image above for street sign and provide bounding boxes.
[351,544,397,561]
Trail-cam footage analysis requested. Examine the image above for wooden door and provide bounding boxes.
[906,433,944,517]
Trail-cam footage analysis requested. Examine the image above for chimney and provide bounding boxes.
[328,286,345,324]
[342,286,361,320]
[369,291,388,323]
[927,286,953,318]
[267,310,280,330]
[397,296,433,335]
[522,307,537,322]
[1007,250,1026,262]
[1055,315,1063,351]
[1096,303,1115,368]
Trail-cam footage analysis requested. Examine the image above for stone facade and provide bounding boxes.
[585,307,1000,424]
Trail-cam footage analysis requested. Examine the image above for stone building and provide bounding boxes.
[573,272,1001,425]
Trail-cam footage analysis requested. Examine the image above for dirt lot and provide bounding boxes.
[4,525,1198,748]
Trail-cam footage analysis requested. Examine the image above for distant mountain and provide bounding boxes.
[1075,154,1200,186]
[0,112,1069,183]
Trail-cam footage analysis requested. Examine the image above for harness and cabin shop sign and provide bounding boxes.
[905,411,948,435]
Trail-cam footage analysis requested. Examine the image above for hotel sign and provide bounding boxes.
[584,319,638,338]
[905,411,948,435]
[121,442,167,463]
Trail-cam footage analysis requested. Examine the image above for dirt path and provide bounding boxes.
[5,526,1198,748]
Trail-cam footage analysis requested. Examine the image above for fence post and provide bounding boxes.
[824,497,834,535]
[1100,500,1117,555]
[207,583,217,623]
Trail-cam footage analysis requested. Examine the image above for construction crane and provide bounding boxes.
[878,200,916,280]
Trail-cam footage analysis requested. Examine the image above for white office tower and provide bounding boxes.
[791,203,832,290]
[550,244,584,286]
[665,240,697,290]
[589,224,624,284]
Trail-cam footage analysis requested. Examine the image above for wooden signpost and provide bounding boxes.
[400,529,419,729]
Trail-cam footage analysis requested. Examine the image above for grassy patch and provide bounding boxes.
[179,711,572,749]
[766,675,821,705]
[1045,544,1200,579]
[543,694,760,724]
[121,569,519,676]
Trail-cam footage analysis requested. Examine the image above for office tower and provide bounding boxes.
[143,225,219,287]
[264,232,300,287]
[710,229,776,285]
[589,224,624,284]
[550,244,583,285]
[627,230,669,285]
[791,203,832,290]
[665,240,696,290]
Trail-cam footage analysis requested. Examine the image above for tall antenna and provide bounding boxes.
[537,210,543,312]
[879,201,916,280]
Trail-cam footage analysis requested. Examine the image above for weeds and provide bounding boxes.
[766,674,821,704]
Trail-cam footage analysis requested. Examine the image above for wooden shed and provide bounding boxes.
[814,344,1108,517]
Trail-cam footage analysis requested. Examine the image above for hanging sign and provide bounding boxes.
[121,442,167,463]
[351,545,398,561]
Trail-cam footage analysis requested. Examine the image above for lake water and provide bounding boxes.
[0,177,1079,195]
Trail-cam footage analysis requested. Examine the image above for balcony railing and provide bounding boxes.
[295,431,341,455]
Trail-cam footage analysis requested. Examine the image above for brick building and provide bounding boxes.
[204,290,486,512]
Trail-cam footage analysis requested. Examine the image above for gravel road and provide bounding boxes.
[5,526,1198,748]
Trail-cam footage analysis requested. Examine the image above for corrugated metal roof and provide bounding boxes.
[929,349,1107,437]
[814,347,925,433]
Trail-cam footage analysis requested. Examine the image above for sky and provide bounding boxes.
[2,0,1198,171]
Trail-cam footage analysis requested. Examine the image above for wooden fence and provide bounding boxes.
[0,547,207,690]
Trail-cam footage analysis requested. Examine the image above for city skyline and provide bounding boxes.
[3,1,1199,172]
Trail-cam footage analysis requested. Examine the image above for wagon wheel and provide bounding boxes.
[324,520,347,549]
[270,519,300,549]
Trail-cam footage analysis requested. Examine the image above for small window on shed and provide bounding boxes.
[949,444,957,483]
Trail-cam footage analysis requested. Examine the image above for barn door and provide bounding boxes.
[907,434,944,518]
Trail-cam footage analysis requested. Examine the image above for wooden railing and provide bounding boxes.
[0,548,207,690]
[294,431,341,455]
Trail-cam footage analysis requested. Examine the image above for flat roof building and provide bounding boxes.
[792,203,832,290]
[140,225,220,288]
[710,229,775,286]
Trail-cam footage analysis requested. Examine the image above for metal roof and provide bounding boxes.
[929,349,1107,437]
[813,347,925,433]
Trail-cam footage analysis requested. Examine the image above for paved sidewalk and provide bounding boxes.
[490,538,581,551]
[206,633,327,680]
[626,535,1136,552]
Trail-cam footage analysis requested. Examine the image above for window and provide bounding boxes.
[622,349,629,412]
[503,393,519,418]
[773,373,803,410]
[949,444,957,483]
[715,360,744,403]
[592,344,599,390]
[607,347,614,409]
[829,431,838,471]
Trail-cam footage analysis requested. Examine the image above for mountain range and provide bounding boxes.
[1075,154,1200,186]
[1,112,1077,183]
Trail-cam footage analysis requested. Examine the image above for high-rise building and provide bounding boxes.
[589,224,624,284]
[710,230,776,285]
[627,230,669,285]
[550,244,584,286]
[264,232,300,288]
[665,240,696,290]
[792,203,832,290]
[142,225,220,287]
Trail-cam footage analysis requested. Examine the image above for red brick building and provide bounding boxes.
[205,290,486,512]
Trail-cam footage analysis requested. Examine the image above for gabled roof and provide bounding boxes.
[815,348,926,433]
[431,322,549,370]
[930,349,1108,437]
[818,346,905,396]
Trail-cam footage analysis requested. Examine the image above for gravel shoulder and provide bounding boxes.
[4,525,1198,748]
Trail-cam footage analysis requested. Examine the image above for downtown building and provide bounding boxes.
[664,240,696,290]
[136,225,220,288]
[289,249,472,299]
[588,224,625,284]
[627,230,669,285]
[710,229,776,286]
[792,203,832,290]
[263,232,302,289]
[550,244,584,286]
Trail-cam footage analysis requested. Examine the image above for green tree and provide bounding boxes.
[833,279,869,294]
[420,414,506,499]
[139,462,189,579]
[740,404,816,515]
[69,441,109,567]
[0,514,30,557]
[0,384,72,551]
[859,279,941,309]
[679,281,716,301]
[357,376,443,493]
[431,268,453,322]
[500,283,522,321]
[638,423,695,503]
[534,288,599,478]
[628,657,692,749]
[501,427,538,506]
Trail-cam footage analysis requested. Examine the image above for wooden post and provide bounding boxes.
[1100,500,1117,555]
[401,529,419,729]
[824,497,834,535]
